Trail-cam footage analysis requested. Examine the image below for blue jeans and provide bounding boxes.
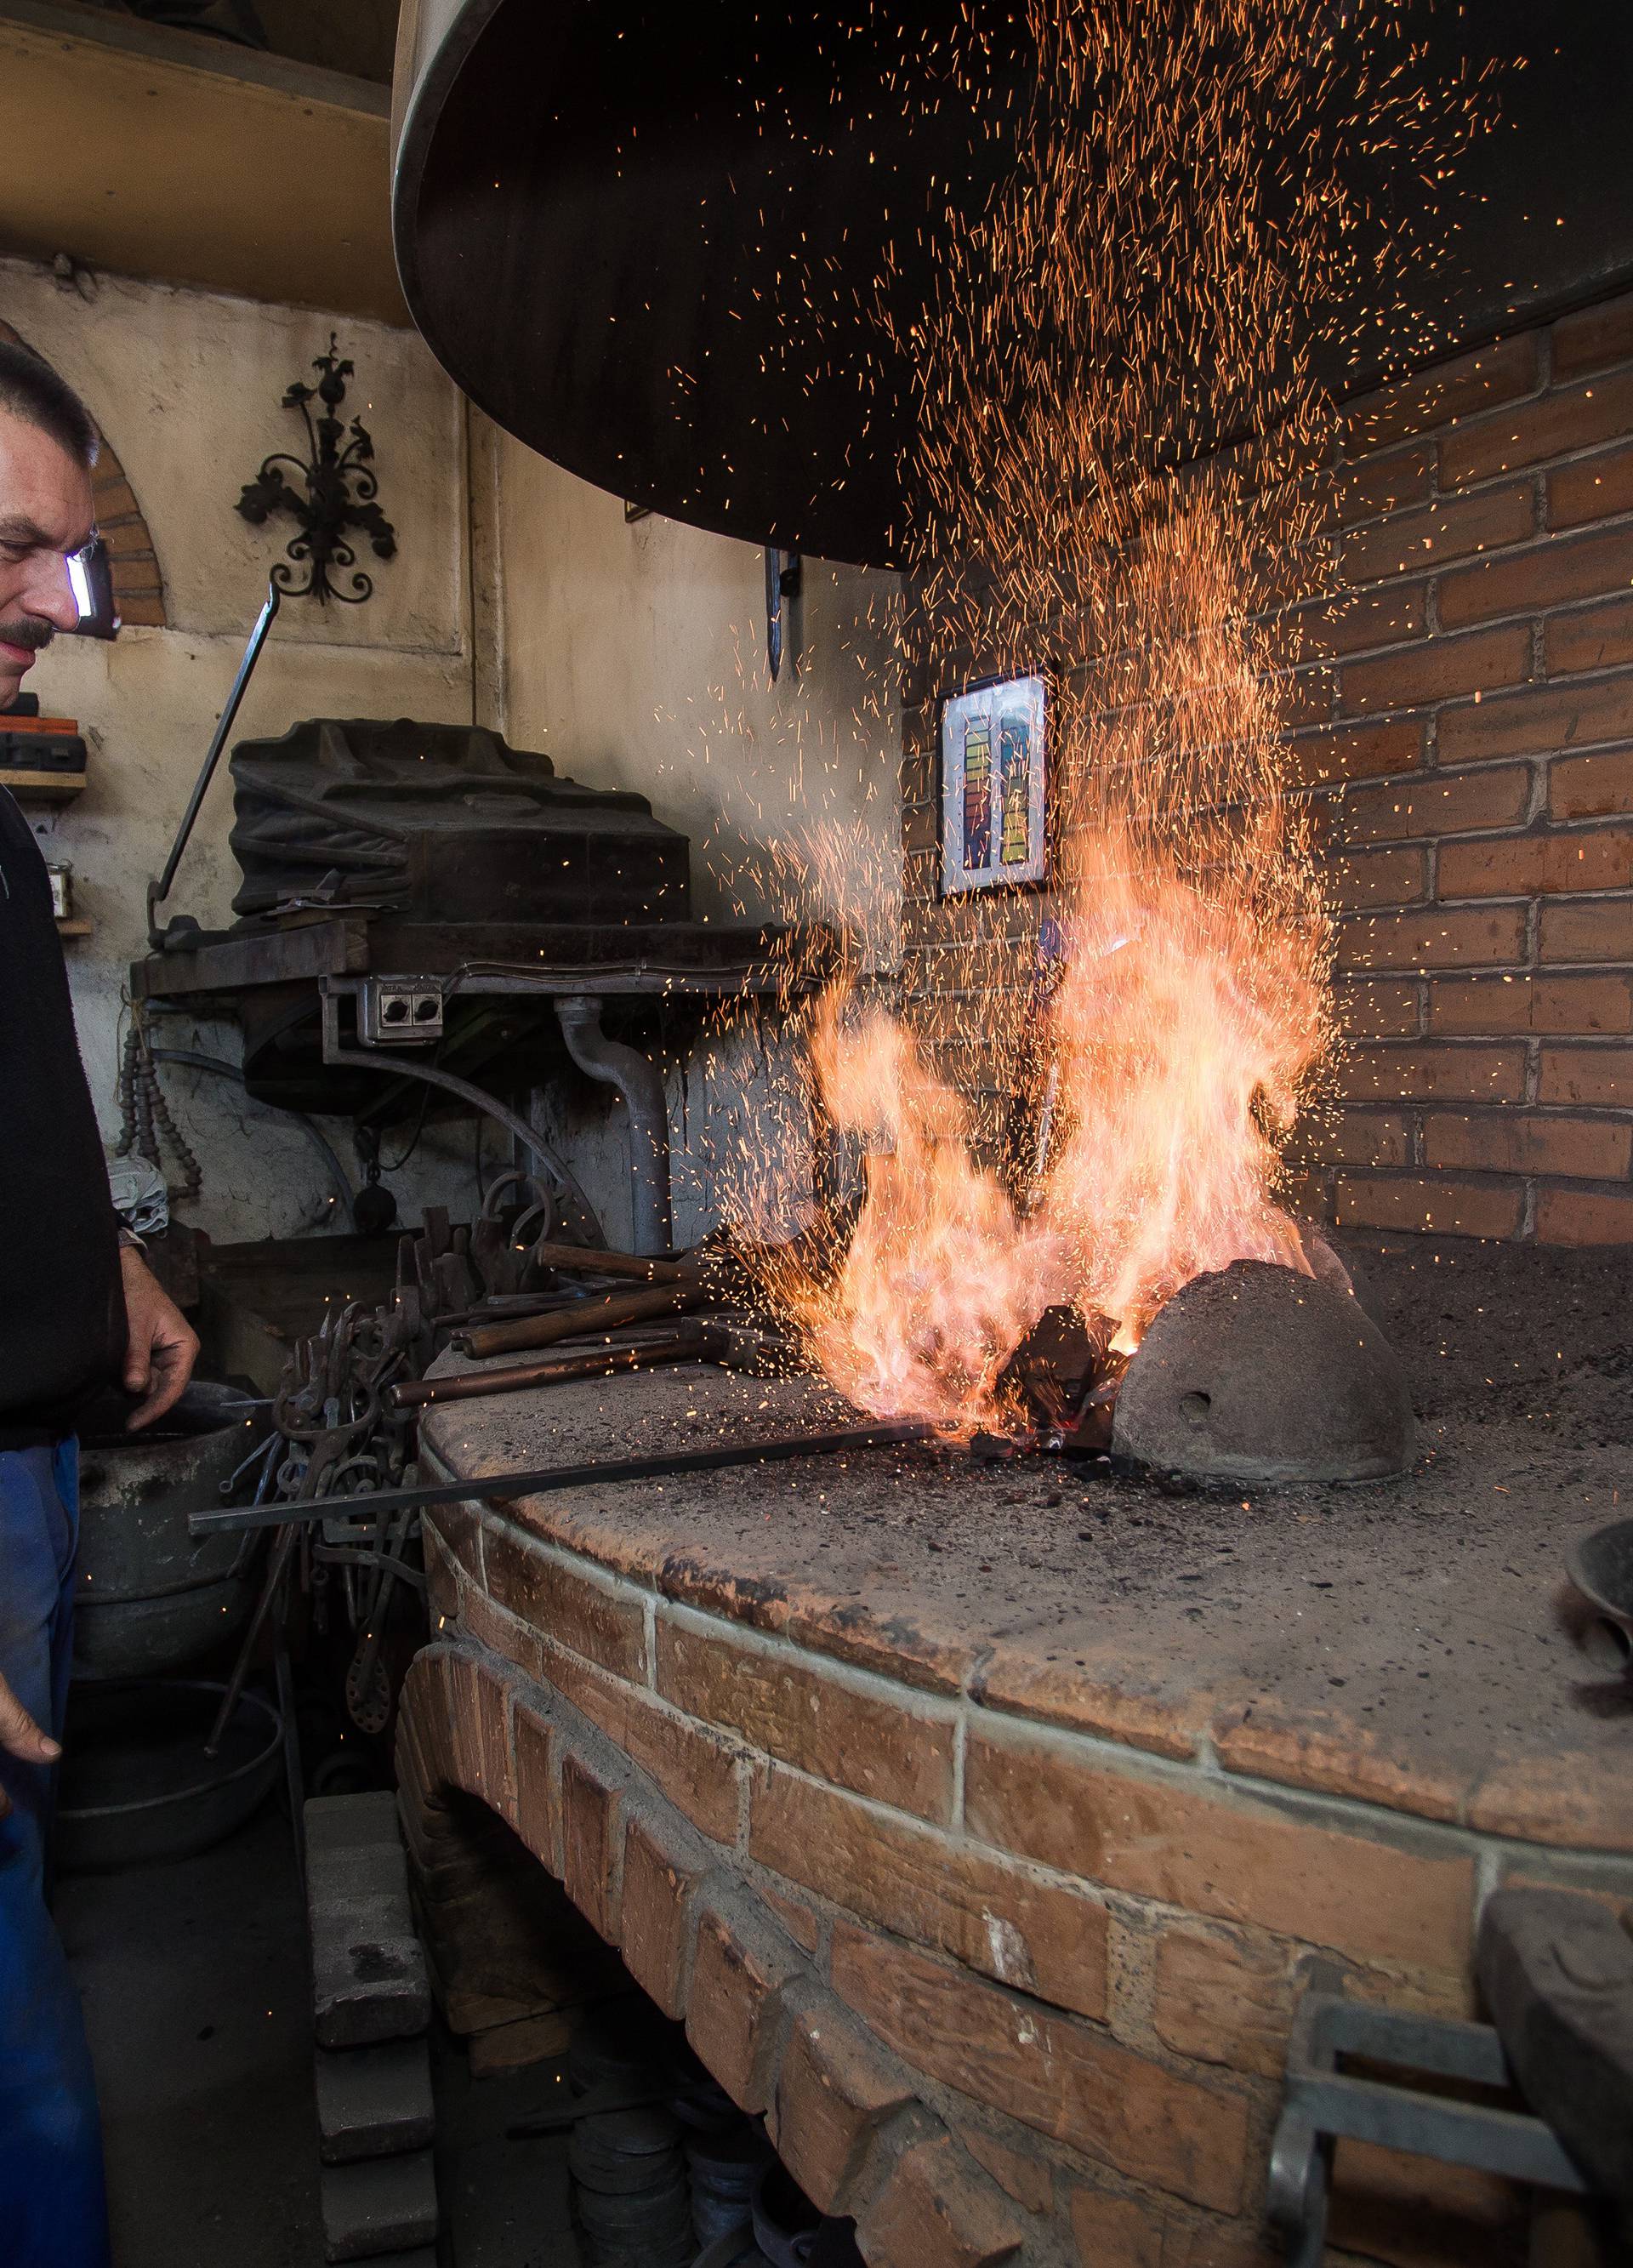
[0,1444,110,2268]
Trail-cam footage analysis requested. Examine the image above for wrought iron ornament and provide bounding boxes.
[235,336,396,604]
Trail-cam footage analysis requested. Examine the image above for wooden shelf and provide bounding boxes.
[1,766,86,801]
[55,917,94,939]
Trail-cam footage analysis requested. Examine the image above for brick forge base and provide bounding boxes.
[400,1455,1633,2268]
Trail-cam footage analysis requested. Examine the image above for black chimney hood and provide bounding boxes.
[392,0,1633,570]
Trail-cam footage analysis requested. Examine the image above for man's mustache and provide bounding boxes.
[0,617,54,655]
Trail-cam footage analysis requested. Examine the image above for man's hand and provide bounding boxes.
[119,1246,200,1432]
[0,1668,60,1818]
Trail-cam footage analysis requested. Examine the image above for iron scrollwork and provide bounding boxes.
[235,335,396,604]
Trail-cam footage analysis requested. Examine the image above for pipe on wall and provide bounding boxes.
[554,994,673,1257]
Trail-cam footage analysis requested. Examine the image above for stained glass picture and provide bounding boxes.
[939,673,1047,895]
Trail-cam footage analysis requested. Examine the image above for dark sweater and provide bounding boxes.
[0,788,126,1447]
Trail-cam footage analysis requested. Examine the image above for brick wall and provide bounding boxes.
[405,1499,1633,2268]
[898,288,1633,1245]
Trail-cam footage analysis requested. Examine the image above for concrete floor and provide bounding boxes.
[55,1800,323,2268]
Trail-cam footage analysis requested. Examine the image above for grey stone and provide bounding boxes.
[312,1888,430,2050]
[305,1792,402,1856]
[316,2038,435,2163]
[320,2148,437,2262]
[1112,1258,1414,1484]
[1478,1889,1633,2202]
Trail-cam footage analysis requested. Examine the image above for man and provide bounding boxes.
[0,341,199,2267]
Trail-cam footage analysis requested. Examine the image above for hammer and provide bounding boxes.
[385,1317,793,1412]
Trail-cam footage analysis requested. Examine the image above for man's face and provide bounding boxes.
[0,407,95,707]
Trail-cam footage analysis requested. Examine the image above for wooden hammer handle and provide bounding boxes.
[455,1282,706,1359]
[533,1240,686,1284]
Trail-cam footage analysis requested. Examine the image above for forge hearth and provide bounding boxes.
[400,1234,1631,2268]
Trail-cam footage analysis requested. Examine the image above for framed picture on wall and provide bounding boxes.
[938,671,1048,896]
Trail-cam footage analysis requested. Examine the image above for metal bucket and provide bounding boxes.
[74,1380,264,1680]
[54,1678,282,1872]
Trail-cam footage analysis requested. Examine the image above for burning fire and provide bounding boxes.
[712,3,1490,1434]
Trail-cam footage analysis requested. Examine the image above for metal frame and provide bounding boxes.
[1269,1969,1590,2268]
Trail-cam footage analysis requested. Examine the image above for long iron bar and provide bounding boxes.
[188,1422,938,1539]
[148,578,281,945]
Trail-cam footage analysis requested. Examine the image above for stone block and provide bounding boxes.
[315,2039,435,2163]
[320,2149,437,2262]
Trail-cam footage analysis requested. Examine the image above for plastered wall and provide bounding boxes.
[3,254,481,1243]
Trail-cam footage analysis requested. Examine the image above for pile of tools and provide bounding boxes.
[204,1177,819,1751]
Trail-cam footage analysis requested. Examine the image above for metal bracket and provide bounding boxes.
[1268,1968,1591,2268]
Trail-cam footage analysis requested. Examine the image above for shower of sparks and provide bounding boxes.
[677,2,1497,1434]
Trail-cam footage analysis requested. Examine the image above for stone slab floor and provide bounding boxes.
[55,1801,323,2267]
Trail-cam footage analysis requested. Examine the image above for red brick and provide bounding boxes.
[1533,1185,1633,1245]
[765,1997,914,2213]
[952,2124,1054,2217]
[1283,583,1426,662]
[1550,747,1633,820]
[1334,980,1419,1039]
[1340,624,1531,716]
[1289,1109,1411,1168]
[961,1730,1474,1973]
[1422,1112,1631,1181]
[1067,2187,1164,2268]
[656,1621,955,1821]
[1549,443,1633,530]
[1210,1702,1467,1824]
[1344,334,1539,454]
[510,1699,557,1872]
[113,591,166,628]
[1328,2139,1528,2268]
[424,1528,458,1630]
[1467,1752,1633,1852]
[748,1765,1109,2020]
[1340,480,1535,584]
[1272,668,1333,728]
[1331,763,1531,842]
[1440,670,1633,763]
[1329,846,1427,908]
[1554,291,1633,380]
[1440,368,1633,489]
[1151,1926,1298,2081]
[459,1579,549,1686]
[112,556,162,592]
[1337,904,1528,970]
[760,1884,822,1954]
[89,471,139,516]
[508,1625,743,1843]
[1438,523,1633,630]
[1283,715,1425,789]
[1334,1175,1524,1239]
[560,1752,621,1940]
[1547,593,1633,675]
[1331,443,1437,527]
[1437,826,1633,898]
[1538,1046,1633,1105]
[617,1815,703,2018]
[1539,895,1633,962]
[1337,1045,1525,1103]
[831,1927,1249,2214]
[1427,972,1633,1034]
[447,1649,515,1824]
[481,1524,647,1680]
[858,2133,1025,2268]
[686,1905,798,2112]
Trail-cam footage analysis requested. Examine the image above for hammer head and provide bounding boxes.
[691,1318,799,1378]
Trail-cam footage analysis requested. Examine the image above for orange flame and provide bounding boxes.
[791,993,1067,1433]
